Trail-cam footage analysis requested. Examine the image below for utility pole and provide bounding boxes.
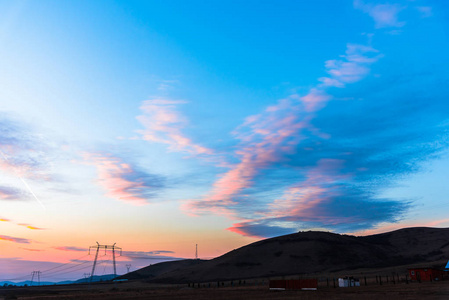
[88,242,122,282]
[195,244,198,260]
[30,271,41,286]
[126,264,131,273]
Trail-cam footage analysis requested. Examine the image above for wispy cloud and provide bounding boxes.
[54,246,86,252]
[186,42,382,220]
[0,235,31,244]
[354,0,406,28]
[0,186,25,200]
[157,79,179,91]
[0,114,56,209]
[320,44,382,89]
[83,152,165,205]
[136,99,213,156]
[0,114,50,181]
[416,6,432,18]
[0,217,43,230]
[186,23,449,237]
[20,247,43,252]
[226,157,410,238]
[17,223,45,230]
[122,250,181,261]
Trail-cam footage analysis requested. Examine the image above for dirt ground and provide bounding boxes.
[2,280,449,300]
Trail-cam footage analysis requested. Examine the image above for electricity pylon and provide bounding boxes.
[30,271,41,286]
[88,242,122,282]
[126,264,131,273]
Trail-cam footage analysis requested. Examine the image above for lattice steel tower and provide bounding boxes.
[88,242,122,282]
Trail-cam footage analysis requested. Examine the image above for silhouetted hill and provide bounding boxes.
[122,227,449,283]
[116,259,205,280]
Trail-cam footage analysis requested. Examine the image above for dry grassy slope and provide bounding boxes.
[361,227,449,259]
[132,227,449,283]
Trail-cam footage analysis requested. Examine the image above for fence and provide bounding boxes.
[184,272,446,289]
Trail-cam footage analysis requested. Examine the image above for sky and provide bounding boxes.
[1,0,449,282]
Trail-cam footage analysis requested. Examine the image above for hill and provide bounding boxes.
[121,227,449,283]
[116,259,205,280]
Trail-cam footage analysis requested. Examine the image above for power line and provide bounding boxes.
[40,254,90,274]
[0,254,91,282]
[42,261,91,277]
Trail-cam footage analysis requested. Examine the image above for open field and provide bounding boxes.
[2,280,449,300]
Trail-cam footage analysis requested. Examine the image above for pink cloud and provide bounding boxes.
[0,159,41,181]
[226,222,255,237]
[136,99,213,155]
[0,235,31,244]
[83,153,160,205]
[300,89,331,112]
[0,146,50,182]
[318,77,344,88]
[321,44,381,88]
[354,0,406,29]
[268,159,348,219]
[214,158,354,238]
[20,248,43,252]
[325,60,369,83]
[185,99,310,216]
[185,43,381,229]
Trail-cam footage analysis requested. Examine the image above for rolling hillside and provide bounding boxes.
[118,259,205,280]
[121,227,449,283]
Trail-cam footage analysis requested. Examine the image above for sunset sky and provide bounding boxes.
[1,0,449,282]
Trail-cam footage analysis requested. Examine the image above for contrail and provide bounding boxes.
[0,149,46,209]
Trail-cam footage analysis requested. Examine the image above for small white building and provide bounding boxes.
[338,277,360,287]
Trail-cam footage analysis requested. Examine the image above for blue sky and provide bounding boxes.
[1,0,449,281]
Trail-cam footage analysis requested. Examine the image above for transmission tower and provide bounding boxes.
[30,271,41,286]
[126,264,131,273]
[83,273,91,283]
[88,242,122,282]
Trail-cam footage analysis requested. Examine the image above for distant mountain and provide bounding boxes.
[0,274,118,287]
[73,274,117,283]
[0,281,56,287]
[120,227,449,283]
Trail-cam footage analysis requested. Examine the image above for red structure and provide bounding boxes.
[408,268,447,281]
[269,279,318,290]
